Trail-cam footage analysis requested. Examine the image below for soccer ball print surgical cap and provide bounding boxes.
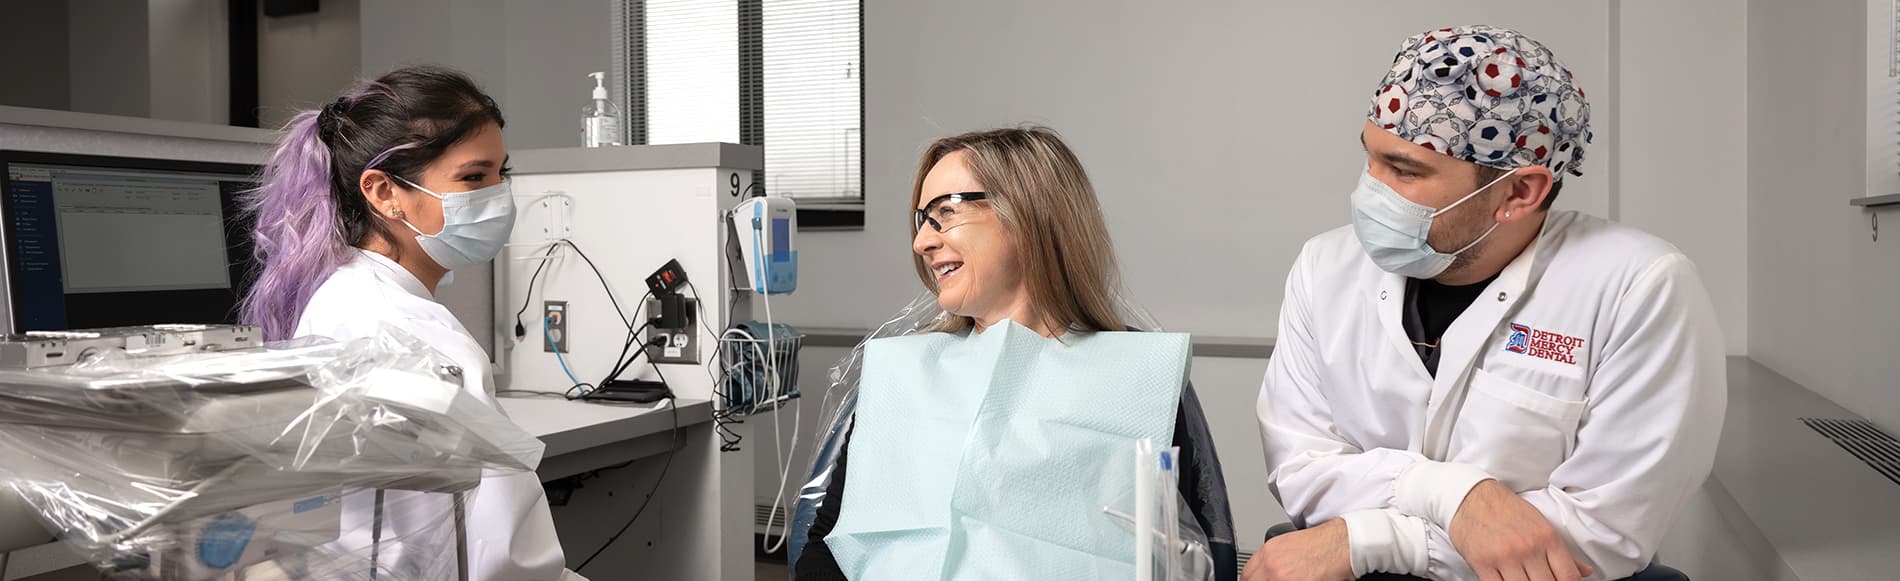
[1369,25,1593,181]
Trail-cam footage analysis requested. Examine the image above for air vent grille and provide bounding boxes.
[1801,417,1900,486]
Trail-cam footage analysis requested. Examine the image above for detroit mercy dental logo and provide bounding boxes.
[1504,323,1584,365]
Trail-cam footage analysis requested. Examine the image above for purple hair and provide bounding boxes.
[238,66,504,341]
[239,110,356,341]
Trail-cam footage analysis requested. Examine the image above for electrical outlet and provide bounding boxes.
[644,296,698,364]
[544,301,568,353]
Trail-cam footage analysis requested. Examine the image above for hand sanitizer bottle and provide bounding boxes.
[583,72,622,147]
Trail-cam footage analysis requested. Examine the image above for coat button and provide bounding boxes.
[1380,290,1389,301]
[1497,292,1508,302]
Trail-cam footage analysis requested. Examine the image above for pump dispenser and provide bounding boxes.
[582,72,622,147]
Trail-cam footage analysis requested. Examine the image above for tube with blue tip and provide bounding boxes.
[1161,446,1181,581]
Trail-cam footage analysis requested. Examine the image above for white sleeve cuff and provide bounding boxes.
[1341,509,1429,577]
[1394,461,1493,530]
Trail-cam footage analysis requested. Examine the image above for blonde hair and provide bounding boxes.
[909,126,1125,334]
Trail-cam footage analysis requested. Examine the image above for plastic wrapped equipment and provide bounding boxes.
[0,327,543,580]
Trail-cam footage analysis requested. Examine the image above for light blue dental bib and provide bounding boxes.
[824,321,1190,580]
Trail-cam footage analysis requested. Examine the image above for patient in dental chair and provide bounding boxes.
[792,127,1236,581]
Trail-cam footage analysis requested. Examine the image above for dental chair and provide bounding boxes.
[782,298,1237,581]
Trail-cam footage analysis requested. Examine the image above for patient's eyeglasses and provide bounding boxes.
[913,192,990,234]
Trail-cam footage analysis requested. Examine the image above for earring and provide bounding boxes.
[1504,211,1513,218]
[389,207,405,219]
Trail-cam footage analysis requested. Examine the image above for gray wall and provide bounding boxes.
[3,0,235,126]
[778,0,1625,339]
[770,0,1752,352]
[67,0,151,119]
[258,0,361,129]
[361,0,614,150]
[149,0,231,125]
[1748,0,1900,434]
[360,0,507,88]
[1618,0,1750,355]
[0,3,72,111]
[497,0,618,151]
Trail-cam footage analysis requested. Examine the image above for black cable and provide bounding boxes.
[563,382,597,400]
[683,279,734,388]
[574,394,679,572]
[607,322,652,380]
[685,279,727,349]
[513,239,641,338]
[512,243,563,338]
[647,358,671,391]
[599,346,651,390]
[556,239,637,330]
[601,321,659,386]
[706,223,753,452]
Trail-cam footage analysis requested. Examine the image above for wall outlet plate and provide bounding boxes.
[644,296,697,364]
[544,301,567,353]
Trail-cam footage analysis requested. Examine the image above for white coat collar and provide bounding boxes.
[1371,211,1559,321]
[353,248,434,300]
[1370,212,1559,422]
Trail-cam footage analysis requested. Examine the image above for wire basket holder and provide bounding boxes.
[718,323,803,416]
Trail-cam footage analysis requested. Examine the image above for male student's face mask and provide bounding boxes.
[1349,166,1516,279]
[392,175,517,270]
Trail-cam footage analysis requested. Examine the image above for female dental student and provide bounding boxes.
[239,65,581,581]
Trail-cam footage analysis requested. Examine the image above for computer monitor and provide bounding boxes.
[0,151,258,333]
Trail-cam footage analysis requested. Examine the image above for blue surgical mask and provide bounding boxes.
[392,176,517,270]
[1349,166,1516,279]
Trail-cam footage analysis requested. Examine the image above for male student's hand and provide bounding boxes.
[1240,518,1354,581]
[1451,480,1596,581]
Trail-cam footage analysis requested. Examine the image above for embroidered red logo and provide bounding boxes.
[1504,323,1584,365]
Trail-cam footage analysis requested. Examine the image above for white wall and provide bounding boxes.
[1749,0,1900,434]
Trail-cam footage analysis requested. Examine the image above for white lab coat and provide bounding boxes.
[297,249,582,581]
[1257,211,1725,580]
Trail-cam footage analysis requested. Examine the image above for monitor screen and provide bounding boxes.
[0,151,258,333]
